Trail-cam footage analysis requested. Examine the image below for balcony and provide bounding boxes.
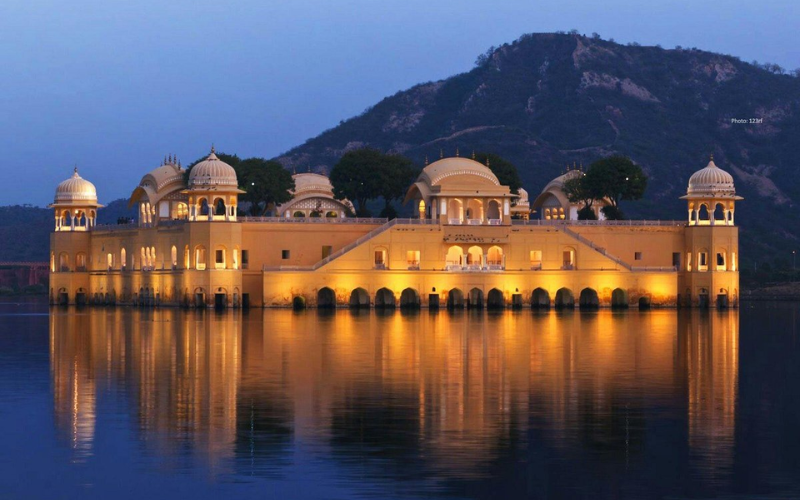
[448,218,462,225]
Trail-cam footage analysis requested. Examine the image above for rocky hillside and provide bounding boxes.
[279,33,800,267]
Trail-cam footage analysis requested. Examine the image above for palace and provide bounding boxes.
[49,150,740,309]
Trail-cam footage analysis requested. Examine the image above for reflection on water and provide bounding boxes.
[46,307,757,498]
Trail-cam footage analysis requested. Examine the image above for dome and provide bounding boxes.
[539,169,583,195]
[419,157,500,187]
[292,173,334,195]
[686,158,736,197]
[188,150,238,188]
[54,167,98,204]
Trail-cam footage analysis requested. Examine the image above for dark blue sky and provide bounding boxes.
[2,0,797,206]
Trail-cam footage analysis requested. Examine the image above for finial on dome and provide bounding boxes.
[439,148,444,159]
[211,144,216,155]
[424,155,429,166]
[709,153,715,163]
[73,165,79,176]
[471,150,476,160]
[455,148,460,157]
[486,157,490,168]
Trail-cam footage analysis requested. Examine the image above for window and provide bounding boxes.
[530,250,542,270]
[195,246,206,270]
[322,246,332,259]
[698,251,708,272]
[282,250,290,260]
[687,252,692,272]
[241,250,249,269]
[76,253,87,272]
[406,250,420,269]
[634,252,642,261]
[107,253,113,271]
[672,252,681,270]
[171,246,178,270]
[216,249,225,266]
[562,249,575,270]
[374,249,387,269]
[731,252,737,271]
[716,252,726,271]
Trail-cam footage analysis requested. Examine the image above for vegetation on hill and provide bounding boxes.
[277,32,800,271]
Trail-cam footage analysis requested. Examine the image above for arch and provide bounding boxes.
[445,245,464,268]
[325,211,338,218]
[713,203,725,224]
[176,202,189,219]
[373,247,388,269]
[467,287,484,309]
[697,203,710,224]
[317,287,336,308]
[716,288,729,309]
[561,247,576,270]
[121,247,127,270]
[293,210,306,218]
[417,200,426,219]
[233,247,240,270]
[195,245,207,270]
[375,287,396,308]
[213,197,226,216]
[75,252,87,271]
[214,245,227,269]
[466,198,484,221]
[487,288,505,309]
[531,288,550,309]
[487,246,503,267]
[554,288,574,309]
[611,288,629,309]
[448,198,463,219]
[198,197,210,216]
[400,288,420,309]
[487,199,501,220]
[447,288,465,309]
[50,252,55,273]
[184,245,190,269]
[292,296,306,310]
[58,252,70,272]
[579,288,599,310]
[639,296,651,310]
[171,245,178,269]
[467,246,483,267]
[349,288,370,308]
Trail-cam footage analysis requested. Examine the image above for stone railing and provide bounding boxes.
[241,216,387,224]
[511,219,685,227]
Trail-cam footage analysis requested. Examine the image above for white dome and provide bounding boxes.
[188,150,238,188]
[292,173,334,195]
[687,158,736,197]
[54,167,98,204]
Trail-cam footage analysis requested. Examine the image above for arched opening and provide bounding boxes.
[466,246,483,268]
[374,247,388,269]
[349,288,370,308]
[171,245,178,270]
[554,288,574,309]
[198,198,210,217]
[293,211,305,218]
[487,288,505,309]
[400,288,420,309]
[447,288,465,309]
[176,202,189,219]
[716,288,729,309]
[638,296,651,310]
[375,288,396,308]
[75,252,87,272]
[467,287,484,309]
[579,288,599,310]
[715,248,727,271]
[317,287,336,308]
[466,199,484,222]
[292,296,306,310]
[445,246,464,269]
[487,246,503,268]
[325,211,338,218]
[561,247,576,270]
[487,199,501,221]
[213,198,226,216]
[310,210,322,218]
[611,288,629,309]
[183,245,190,269]
[697,203,710,224]
[194,287,206,308]
[418,200,426,219]
[448,199,463,223]
[531,288,550,309]
[697,248,709,272]
[713,203,725,225]
[58,252,70,272]
[106,253,113,270]
[195,245,207,270]
[50,253,55,273]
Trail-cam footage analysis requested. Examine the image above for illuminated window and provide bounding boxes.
[374,248,387,269]
[76,253,87,272]
[698,251,708,272]
[195,246,207,270]
[121,248,127,271]
[716,252,726,271]
[107,253,113,271]
[686,252,692,272]
[530,250,542,270]
[562,248,575,270]
[215,248,226,269]
[171,246,178,270]
[406,250,420,269]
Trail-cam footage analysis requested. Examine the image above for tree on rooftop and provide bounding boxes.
[237,158,295,216]
[582,155,647,220]
[473,152,522,194]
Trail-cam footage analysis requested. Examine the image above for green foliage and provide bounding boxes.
[474,153,522,194]
[583,155,647,208]
[330,148,417,217]
[577,205,598,220]
[0,286,14,296]
[237,158,295,216]
[601,205,625,220]
[563,175,600,209]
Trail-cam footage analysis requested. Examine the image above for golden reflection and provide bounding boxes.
[50,308,738,478]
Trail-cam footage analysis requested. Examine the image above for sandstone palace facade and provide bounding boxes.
[49,151,740,309]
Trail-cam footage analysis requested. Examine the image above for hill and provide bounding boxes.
[278,33,800,270]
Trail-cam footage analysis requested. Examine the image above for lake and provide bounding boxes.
[1,299,799,499]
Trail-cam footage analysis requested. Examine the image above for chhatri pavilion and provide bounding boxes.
[49,151,740,309]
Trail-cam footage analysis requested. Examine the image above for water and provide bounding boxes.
[1,299,799,499]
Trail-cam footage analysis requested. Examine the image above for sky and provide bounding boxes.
[1,0,798,206]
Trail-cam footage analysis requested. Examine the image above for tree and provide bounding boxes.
[474,153,522,194]
[377,154,417,217]
[562,175,599,220]
[237,158,295,216]
[582,155,647,220]
[330,148,417,217]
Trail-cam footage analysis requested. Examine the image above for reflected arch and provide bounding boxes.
[375,287,396,308]
[611,288,629,309]
[467,288,484,309]
[349,288,370,308]
[554,288,574,309]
